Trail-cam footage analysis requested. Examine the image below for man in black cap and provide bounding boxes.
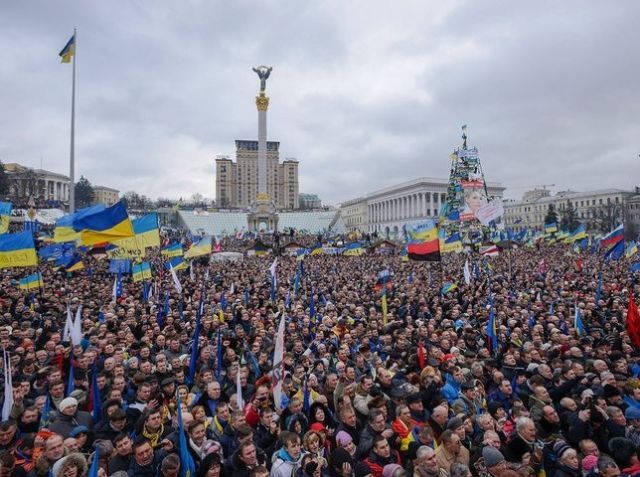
[452,382,481,418]
[407,394,427,426]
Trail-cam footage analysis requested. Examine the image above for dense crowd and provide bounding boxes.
[1,238,639,477]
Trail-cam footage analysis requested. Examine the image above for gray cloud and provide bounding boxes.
[0,0,638,204]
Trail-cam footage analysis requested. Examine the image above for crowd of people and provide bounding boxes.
[0,236,639,477]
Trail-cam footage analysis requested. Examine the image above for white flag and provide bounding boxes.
[170,264,183,294]
[189,261,195,282]
[464,260,471,285]
[230,282,235,295]
[70,305,83,346]
[268,259,277,286]
[63,306,73,341]
[204,268,210,282]
[112,276,118,303]
[272,313,286,410]
[236,366,245,410]
[2,349,13,421]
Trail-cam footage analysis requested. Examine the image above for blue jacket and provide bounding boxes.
[441,374,461,404]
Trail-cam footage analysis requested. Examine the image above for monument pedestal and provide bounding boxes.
[248,193,279,232]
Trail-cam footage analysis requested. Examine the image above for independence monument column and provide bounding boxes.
[253,65,272,202]
[248,66,278,232]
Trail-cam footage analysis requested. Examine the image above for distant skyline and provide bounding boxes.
[1,1,638,206]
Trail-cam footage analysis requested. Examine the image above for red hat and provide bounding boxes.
[310,422,326,432]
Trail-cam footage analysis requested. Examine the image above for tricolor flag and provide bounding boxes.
[600,225,624,250]
[480,244,500,257]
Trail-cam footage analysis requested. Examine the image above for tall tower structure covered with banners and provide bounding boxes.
[441,126,498,245]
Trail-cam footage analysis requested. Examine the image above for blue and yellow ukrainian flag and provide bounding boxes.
[53,204,106,243]
[184,236,212,258]
[0,231,37,268]
[441,282,457,295]
[310,244,323,256]
[162,242,183,257]
[626,242,638,259]
[65,256,85,272]
[132,262,152,282]
[570,224,587,242]
[19,272,43,290]
[165,256,187,271]
[343,242,364,256]
[111,212,160,253]
[544,223,558,234]
[0,202,12,234]
[59,33,76,63]
[441,232,463,254]
[72,201,134,246]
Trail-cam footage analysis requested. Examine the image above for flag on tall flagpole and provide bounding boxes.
[170,263,183,294]
[272,313,286,410]
[88,447,99,477]
[2,349,13,420]
[59,33,76,63]
[464,260,471,285]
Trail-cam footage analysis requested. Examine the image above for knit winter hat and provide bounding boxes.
[59,397,78,412]
[482,446,506,468]
[329,448,353,470]
[335,430,353,447]
[354,462,373,477]
[382,464,403,477]
[582,455,598,472]
[553,441,573,461]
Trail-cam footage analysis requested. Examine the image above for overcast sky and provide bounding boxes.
[1,1,638,205]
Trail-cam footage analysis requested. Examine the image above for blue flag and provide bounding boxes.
[91,363,102,422]
[285,291,291,310]
[309,291,316,320]
[39,394,52,428]
[66,362,75,396]
[88,447,100,477]
[631,263,640,273]
[177,392,196,477]
[220,293,227,311]
[244,289,250,305]
[575,306,586,336]
[98,311,105,324]
[595,273,603,307]
[188,296,203,385]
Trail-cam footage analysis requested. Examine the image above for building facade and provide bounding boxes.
[93,186,120,206]
[4,163,70,208]
[340,177,505,235]
[503,188,636,233]
[214,140,299,210]
[299,193,322,210]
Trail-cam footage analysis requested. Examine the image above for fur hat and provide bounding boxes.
[52,453,87,477]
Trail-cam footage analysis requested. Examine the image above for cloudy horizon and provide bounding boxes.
[1,1,638,206]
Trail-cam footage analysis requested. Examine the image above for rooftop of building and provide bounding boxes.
[4,163,70,181]
[506,188,634,206]
[235,140,280,151]
[93,185,119,193]
[178,209,345,236]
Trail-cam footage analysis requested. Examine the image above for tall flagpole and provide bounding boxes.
[69,28,77,213]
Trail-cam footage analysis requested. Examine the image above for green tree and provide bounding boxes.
[0,162,9,197]
[560,200,579,231]
[544,204,558,226]
[75,176,94,208]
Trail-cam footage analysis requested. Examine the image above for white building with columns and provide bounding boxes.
[340,177,505,236]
